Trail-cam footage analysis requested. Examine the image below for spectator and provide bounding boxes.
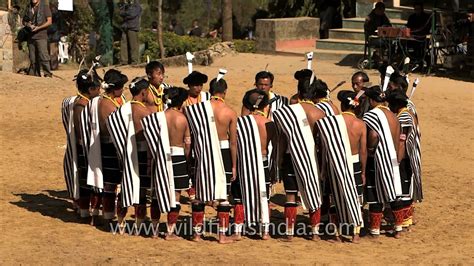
[151,21,158,33]
[364,2,391,37]
[48,2,64,70]
[119,0,142,65]
[169,18,185,36]
[406,2,431,39]
[319,0,342,39]
[188,19,202,37]
[22,0,53,77]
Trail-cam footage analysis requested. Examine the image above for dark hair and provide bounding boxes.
[166,86,188,108]
[298,79,316,100]
[337,90,357,111]
[375,2,385,10]
[365,85,385,102]
[389,73,409,93]
[255,71,274,84]
[242,89,269,111]
[209,78,227,95]
[386,89,408,111]
[313,79,329,99]
[413,1,423,8]
[351,71,369,82]
[103,69,128,92]
[294,69,313,81]
[76,69,100,94]
[129,77,150,96]
[145,61,165,77]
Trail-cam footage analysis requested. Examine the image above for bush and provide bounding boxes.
[140,30,219,60]
[234,39,256,53]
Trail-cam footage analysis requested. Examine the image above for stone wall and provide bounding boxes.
[255,17,320,52]
[0,10,13,72]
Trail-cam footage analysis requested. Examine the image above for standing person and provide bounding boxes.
[47,2,62,70]
[145,61,171,112]
[22,0,53,77]
[107,77,155,235]
[241,71,289,119]
[184,73,236,244]
[313,79,340,116]
[237,89,278,240]
[315,90,367,243]
[141,87,190,240]
[386,90,422,232]
[363,86,405,239]
[97,70,128,226]
[72,69,101,221]
[119,0,142,65]
[351,71,371,119]
[188,19,202,37]
[182,71,210,107]
[318,0,342,39]
[169,18,185,36]
[273,79,324,241]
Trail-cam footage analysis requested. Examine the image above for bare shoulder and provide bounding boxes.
[223,104,238,118]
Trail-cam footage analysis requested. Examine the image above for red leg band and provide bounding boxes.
[167,210,179,225]
[310,209,322,227]
[218,211,230,231]
[192,211,204,227]
[234,204,245,224]
[285,206,297,229]
[370,212,383,230]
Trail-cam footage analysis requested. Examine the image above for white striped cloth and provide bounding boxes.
[106,102,140,207]
[80,96,104,190]
[363,108,402,203]
[185,101,227,202]
[273,104,322,211]
[316,115,363,227]
[267,91,289,120]
[398,110,423,202]
[237,115,270,225]
[201,91,211,101]
[141,112,177,213]
[407,99,418,120]
[316,101,336,117]
[61,96,80,199]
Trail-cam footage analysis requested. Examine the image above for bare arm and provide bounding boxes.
[229,113,238,180]
[367,129,379,156]
[397,126,409,162]
[359,124,367,185]
[184,122,191,161]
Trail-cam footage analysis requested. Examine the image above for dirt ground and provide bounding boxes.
[0,53,473,264]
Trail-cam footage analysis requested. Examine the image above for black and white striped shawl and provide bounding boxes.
[237,115,270,225]
[363,108,402,203]
[62,96,80,199]
[398,110,423,202]
[141,112,177,213]
[316,101,336,117]
[407,99,418,120]
[185,101,227,202]
[80,96,103,190]
[106,102,141,207]
[268,92,289,120]
[273,104,322,211]
[316,115,363,226]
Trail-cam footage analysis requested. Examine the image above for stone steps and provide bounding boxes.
[342,17,407,30]
[316,38,365,52]
[329,28,365,41]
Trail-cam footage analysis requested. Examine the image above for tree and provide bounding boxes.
[89,0,114,65]
[157,0,165,59]
[222,0,232,41]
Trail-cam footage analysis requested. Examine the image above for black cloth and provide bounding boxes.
[365,11,392,37]
[23,2,52,40]
[189,26,202,37]
[355,94,371,119]
[172,155,191,190]
[101,141,122,186]
[407,12,431,38]
[399,157,412,197]
[353,162,364,197]
[138,150,151,204]
[76,144,89,189]
[281,153,298,193]
[221,148,233,194]
[365,156,378,204]
[119,0,142,31]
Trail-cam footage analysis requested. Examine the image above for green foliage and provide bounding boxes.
[234,39,255,53]
[139,30,218,59]
[267,0,317,18]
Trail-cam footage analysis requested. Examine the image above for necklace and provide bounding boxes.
[299,99,314,105]
[102,94,120,107]
[342,111,356,117]
[318,98,329,103]
[148,85,164,112]
[171,107,181,112]
[376,104,390,111]
[130,100,146,108]
[211,96,225,103]
[186,94,201,106]
[252,110,266,117]
[397,107,409,118]
[77,92,90,101]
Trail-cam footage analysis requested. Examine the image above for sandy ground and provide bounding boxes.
[0,53,473,264]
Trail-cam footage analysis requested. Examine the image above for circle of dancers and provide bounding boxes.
[62,53,422,244]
